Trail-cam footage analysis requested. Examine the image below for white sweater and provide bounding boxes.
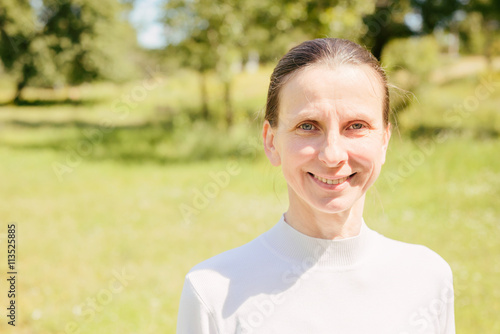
[177,216,455,333]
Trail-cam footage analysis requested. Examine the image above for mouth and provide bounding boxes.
[308,172,356,185]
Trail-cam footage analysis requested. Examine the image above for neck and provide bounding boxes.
[284,193,365,240]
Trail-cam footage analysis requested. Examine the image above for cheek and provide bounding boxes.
[279,139,317,185]
[348,138,386,167]
[283,138,317,162]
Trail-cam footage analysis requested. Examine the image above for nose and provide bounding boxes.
[318,131,348,167]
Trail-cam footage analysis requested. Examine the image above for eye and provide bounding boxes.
[298,123,315,131]
[348,123,365,130]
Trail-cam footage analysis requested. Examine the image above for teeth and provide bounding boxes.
[313,174,349,185]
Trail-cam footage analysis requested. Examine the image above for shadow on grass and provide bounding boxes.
[0,98,106,107]
[3,119,160,130]
[408,125,500,140]
[1,119,260,165]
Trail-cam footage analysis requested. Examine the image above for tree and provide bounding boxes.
[164,0,377,126]
[466,0,500,67]
[165,0,275,127]
[0,0,138,104]
[0,0,38,103]
[361,1,413,60]
[163,28,218,121]
[359,0,465,60]
[163,0,490,125]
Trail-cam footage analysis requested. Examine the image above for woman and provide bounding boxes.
[177,38,455,333]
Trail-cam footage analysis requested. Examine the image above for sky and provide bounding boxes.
[129,0,166,49]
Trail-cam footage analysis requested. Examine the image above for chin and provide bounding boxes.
[302,192,361,215]
[315,199,357,214]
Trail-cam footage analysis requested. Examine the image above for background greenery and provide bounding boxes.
[0,0,499,333]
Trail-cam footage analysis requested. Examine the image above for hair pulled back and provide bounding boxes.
[265,38,390,127]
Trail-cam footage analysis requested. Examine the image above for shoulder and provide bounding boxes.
[188,234,268,275]
[372,230,453,280]
[181,234,276,313]
[184,233,270,289]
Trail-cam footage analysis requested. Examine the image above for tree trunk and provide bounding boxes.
[12,62,35,105]
[223,79,233,127]
[363,5,391,61]
[199,71,209,120]
[483,20,494,71]
[371,35,388,61]
[13,77,27,105]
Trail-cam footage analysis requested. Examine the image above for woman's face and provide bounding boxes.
[263,63,391,214]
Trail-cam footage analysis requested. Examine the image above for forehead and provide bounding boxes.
[278,63,385,122]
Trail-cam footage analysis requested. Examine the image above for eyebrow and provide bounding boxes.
[289,106,377,123]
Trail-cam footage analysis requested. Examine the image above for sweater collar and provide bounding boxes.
[261,214,377,269]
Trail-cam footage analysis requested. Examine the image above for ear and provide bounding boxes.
[262,120,281,166]
[380,123,392,165]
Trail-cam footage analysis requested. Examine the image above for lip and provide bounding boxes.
[307,172,355,190]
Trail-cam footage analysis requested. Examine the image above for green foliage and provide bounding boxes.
[382,36,441,118]
[360,1,413,60]
[164,0,381,125]
[0,0,139,102]
[161,0,500,125]
[410,0,462,33]
[458,3,500,60]
[165,0,378,68]
[0,0,34,69]
[383,36,441,86]
[458,12,488,55]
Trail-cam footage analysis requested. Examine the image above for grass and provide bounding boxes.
[0,58,499,333]
[0,138,498,333]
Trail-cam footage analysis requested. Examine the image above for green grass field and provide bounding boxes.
[0,59,499,333]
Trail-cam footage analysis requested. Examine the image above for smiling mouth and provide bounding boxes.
[308,172,356,185]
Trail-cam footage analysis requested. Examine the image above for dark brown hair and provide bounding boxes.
[265,38,390,127]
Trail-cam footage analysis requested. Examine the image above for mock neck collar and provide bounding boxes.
[261,214,377,270]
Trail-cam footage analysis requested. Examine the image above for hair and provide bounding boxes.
[265,38,390,127]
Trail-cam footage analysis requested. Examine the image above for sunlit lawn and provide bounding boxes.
[0,137,499,333]
[0,60,499,333]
